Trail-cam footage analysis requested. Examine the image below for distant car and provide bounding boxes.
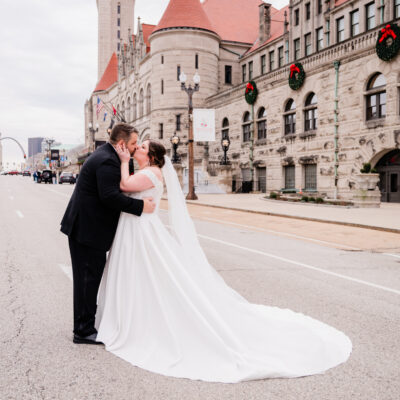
[59,172,76,184]
[38,169,53,184]
[9,170,19,176]
[22,171,31,177]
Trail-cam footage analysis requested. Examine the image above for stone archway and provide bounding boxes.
[375,149,400,203]
[139,128,150,143]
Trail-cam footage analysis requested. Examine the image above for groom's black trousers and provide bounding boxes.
[68,236,106,337]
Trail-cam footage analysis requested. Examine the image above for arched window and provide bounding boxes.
[139,89,144,118]
[222,118,229,139]
[366,73,386,120]
[121,101,126,121]
[132,94,137,121]
[242,111,251,142]
[257,107,267,140]
[304,93,317,131]
[126,97,131,122]
[284,99,296,135]
[146,84,151,114]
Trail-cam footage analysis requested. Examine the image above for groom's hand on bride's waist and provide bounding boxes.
[143,197,156,213]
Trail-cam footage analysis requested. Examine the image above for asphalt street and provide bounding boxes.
[1,176,399,400]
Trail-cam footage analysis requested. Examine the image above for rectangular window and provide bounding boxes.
[284,113,296,135]
[336,17,345,43]
[396,0,400,18]
[316,27,324,51]
[159,123,163,139]
[242,64,246,83]
[304,165,317,191]
[176,114,181,131]
[225,65,232,84]
[177,65,181,81]
[285,40,289,63]
[261,55,266,74]
[284,166,295,189]
[117,30,120,39]
[269,51,274,71]
[326,20,330,46]
[117,4,120,14]
[366,2,375,30]
[161,55,164,64]
[350,10,359,37]
[195,54,199,69]
[305,33,312,56]
[248,61,253,80]
[295,9,299,25]
[161,80,164,95]
[117,42,120,51]
[294,38,300,60]
[317,0,323,14]
[305,2,311,19]
[278,46,284,67]
[243,124,251,142]
[117,18,120,27]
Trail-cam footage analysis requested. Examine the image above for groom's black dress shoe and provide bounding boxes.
[73,333,103,345]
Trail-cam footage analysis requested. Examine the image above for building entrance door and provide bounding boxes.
[375,150,400,203]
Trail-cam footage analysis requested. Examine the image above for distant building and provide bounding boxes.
[28,137,44,158]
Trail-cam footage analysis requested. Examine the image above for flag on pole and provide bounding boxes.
[103,112,108,121]
[112,105,117,116]
[96,97,104,119]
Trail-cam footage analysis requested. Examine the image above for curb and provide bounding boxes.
[182,200,400,235]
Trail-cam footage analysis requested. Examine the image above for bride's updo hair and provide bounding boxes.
[148,140,166,168]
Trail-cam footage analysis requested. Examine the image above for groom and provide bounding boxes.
[60,123,155,344]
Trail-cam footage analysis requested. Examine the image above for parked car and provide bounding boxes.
[59,172,76,184]
[22,171,31,177]
[37,169,53,184]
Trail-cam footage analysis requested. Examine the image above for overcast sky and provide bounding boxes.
[0,0,287,167]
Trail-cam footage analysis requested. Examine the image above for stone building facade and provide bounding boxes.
[85,0,400,202]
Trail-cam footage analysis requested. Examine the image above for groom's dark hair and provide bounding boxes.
[109,123,138,144]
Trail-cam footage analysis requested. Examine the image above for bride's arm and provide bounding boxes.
[117,145,154,192]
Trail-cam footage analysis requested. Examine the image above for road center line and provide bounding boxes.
[15,210,24,218]
[200,216,361,251]
[58,264,72,281]
[198,233,400,296]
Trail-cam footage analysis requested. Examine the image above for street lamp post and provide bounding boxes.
[170,133,181,164]
[88,122,99,152]
[220,137,231,165]
[179,70,200,200]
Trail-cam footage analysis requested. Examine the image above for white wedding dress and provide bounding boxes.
[95,157,352,383]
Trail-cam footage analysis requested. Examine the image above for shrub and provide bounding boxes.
[360,163,371,173]
[309,197,316,202]
[270,191,278,199]
[301,196,309,202]
[315,197,324,204]
[371,168,377,173]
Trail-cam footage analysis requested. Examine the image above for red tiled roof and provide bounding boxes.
[202,0,261,44]
[142,24,156,52]
[94,53,118,92]
[153,0,216,35]
[246,5,289,55]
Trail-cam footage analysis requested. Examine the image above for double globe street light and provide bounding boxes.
[179,70,200,200]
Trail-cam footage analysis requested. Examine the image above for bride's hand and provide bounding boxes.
[116,144,131,163]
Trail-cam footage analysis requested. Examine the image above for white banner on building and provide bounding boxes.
[193,108,215,141]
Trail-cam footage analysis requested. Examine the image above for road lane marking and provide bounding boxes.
[15,210,24,218]
[58,264,72,281]
[198,234,400,296]
[384,253,400,259]
[200,217,361,251]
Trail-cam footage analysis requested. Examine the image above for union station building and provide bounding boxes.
[86,0,400,202]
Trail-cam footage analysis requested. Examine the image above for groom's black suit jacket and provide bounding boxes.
[60,143,143,251]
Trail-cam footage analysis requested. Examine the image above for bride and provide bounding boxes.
[95,139,352,383]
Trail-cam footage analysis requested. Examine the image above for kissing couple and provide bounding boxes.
[60,123,352,383]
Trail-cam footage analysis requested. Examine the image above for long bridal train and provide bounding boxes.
[95,158,352,383]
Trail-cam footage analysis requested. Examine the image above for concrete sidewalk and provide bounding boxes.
[183,194,400,233]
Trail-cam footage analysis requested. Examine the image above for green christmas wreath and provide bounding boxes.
[376,23,400,62]
[288,63,305,90]
[245,81,258,105]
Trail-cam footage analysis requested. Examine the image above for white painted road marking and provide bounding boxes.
[201,216,361,251]
[198,233,400,296]
[15,210,24,218]
[59,264,72,281]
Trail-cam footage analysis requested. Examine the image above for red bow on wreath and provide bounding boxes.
[290,64,300,78]
[379,24,397,43]
[245,82,254,93]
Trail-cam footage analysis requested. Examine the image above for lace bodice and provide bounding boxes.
[126,169,164,212]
